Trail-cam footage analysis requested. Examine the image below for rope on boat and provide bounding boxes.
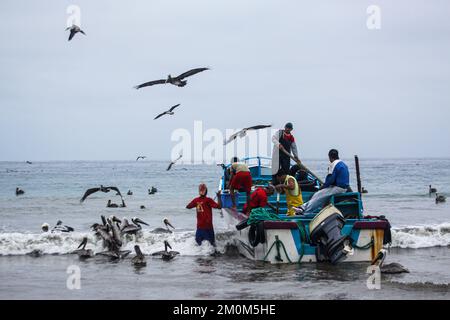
[263,235,293,263]
[352,236,374,250]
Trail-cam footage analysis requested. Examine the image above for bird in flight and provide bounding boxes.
[134,67,209,89]
[224,124,272,145]
[80,185,122,203]
[167,153,183,171]
[66,25,86,41]
[136,156,146,161]
[154,104,180,120]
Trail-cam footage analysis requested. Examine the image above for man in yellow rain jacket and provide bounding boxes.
[275,170,303,216]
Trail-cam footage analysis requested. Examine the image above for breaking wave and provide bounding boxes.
[1,222,450,256]
[391,222,450,249]
[0,229,237,256]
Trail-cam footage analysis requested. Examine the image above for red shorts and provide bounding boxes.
[230,171,252,193]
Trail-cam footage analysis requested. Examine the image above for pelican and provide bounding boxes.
[66,24,86,41]
[136,156,146,161]
[80,185,122,203]
[134,67,209,89]
[127,190,133,196]
[154,104,180,120]
[429,185,437,194]
[52,220,74,233]
[152,218,175,234]
[148,186,158,194]
[436,193,446,203]
[121,217,149,236]
[371,249,409,274]
[132,245,147,267]
[73,237,94,259]
[167,154,182,171]
[152,241,179,261]
[15,187,25,196]
[223,124,272,145]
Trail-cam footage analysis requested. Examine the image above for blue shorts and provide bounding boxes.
[195,229,215,246]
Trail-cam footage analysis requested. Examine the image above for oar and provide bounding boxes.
[279,147,323,185]
[276,191,280,215]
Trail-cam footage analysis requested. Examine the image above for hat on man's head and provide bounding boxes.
[285,122,293,129]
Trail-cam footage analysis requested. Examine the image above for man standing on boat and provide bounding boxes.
[271,122,301,184]
[275,170,304,216]
[186,183,222,246]
[294,149,349,215]
[228,157,252,210]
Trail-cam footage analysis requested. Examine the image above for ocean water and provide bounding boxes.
[0,159,449,299]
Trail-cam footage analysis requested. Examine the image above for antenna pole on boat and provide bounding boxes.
[354,155,362,194]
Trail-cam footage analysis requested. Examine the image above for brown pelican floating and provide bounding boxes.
[140,205,146,209]
[167,154,183,171]
[134,67,209,89]
[121,217,149,236]
[52,220,74,233]
[80,185,122,203]
[362,187,368,194]
[371,249,409,274]
[66,24,86,41]
[107,200,119,208]
[436,193,446,203]
[151,218,175,234]
[73,237,94,259]
[27,249,43,257]
[154,104,180,120]
[127,190,133,196]
[136,156,146,161]
[148,186,158,194]
[223,124,272,145]
[132,245,147,267]
[26,161,32,164]
[16,187,25,196]
[429,185,437,194]
[152,241,179,261]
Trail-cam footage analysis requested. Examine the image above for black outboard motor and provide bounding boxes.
[309,205,349,264]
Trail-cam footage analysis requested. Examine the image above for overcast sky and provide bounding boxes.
[1,0,449,161]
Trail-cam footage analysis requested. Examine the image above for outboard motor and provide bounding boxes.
[309,205,349,264]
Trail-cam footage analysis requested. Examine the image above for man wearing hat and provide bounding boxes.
[271,122,301,184]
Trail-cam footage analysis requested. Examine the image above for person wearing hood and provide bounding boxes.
[186,183,222,246]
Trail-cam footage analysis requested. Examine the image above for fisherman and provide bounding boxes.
[186,183,222,246]
[294,149,349,215]
[275,170,303,216]
[271,122,301,184]
[228,157,252,210]
[243,185,276,214]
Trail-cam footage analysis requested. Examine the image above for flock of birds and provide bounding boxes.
[34,215,178,267]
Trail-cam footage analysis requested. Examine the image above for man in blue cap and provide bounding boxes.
[271,122,301,184]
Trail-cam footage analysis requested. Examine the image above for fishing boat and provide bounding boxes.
[218,156,391,264]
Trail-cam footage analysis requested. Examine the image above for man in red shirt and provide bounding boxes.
[243,185,276,214]
[186,183,222,246]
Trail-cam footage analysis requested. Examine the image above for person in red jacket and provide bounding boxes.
[186,183,222,246]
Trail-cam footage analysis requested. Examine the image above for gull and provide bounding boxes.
[154,104,180,120]
[167,153,183,171]
[134,67,209,89]
[224,124,272,145]
[66,24,86,41]
[80,185,122,203]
